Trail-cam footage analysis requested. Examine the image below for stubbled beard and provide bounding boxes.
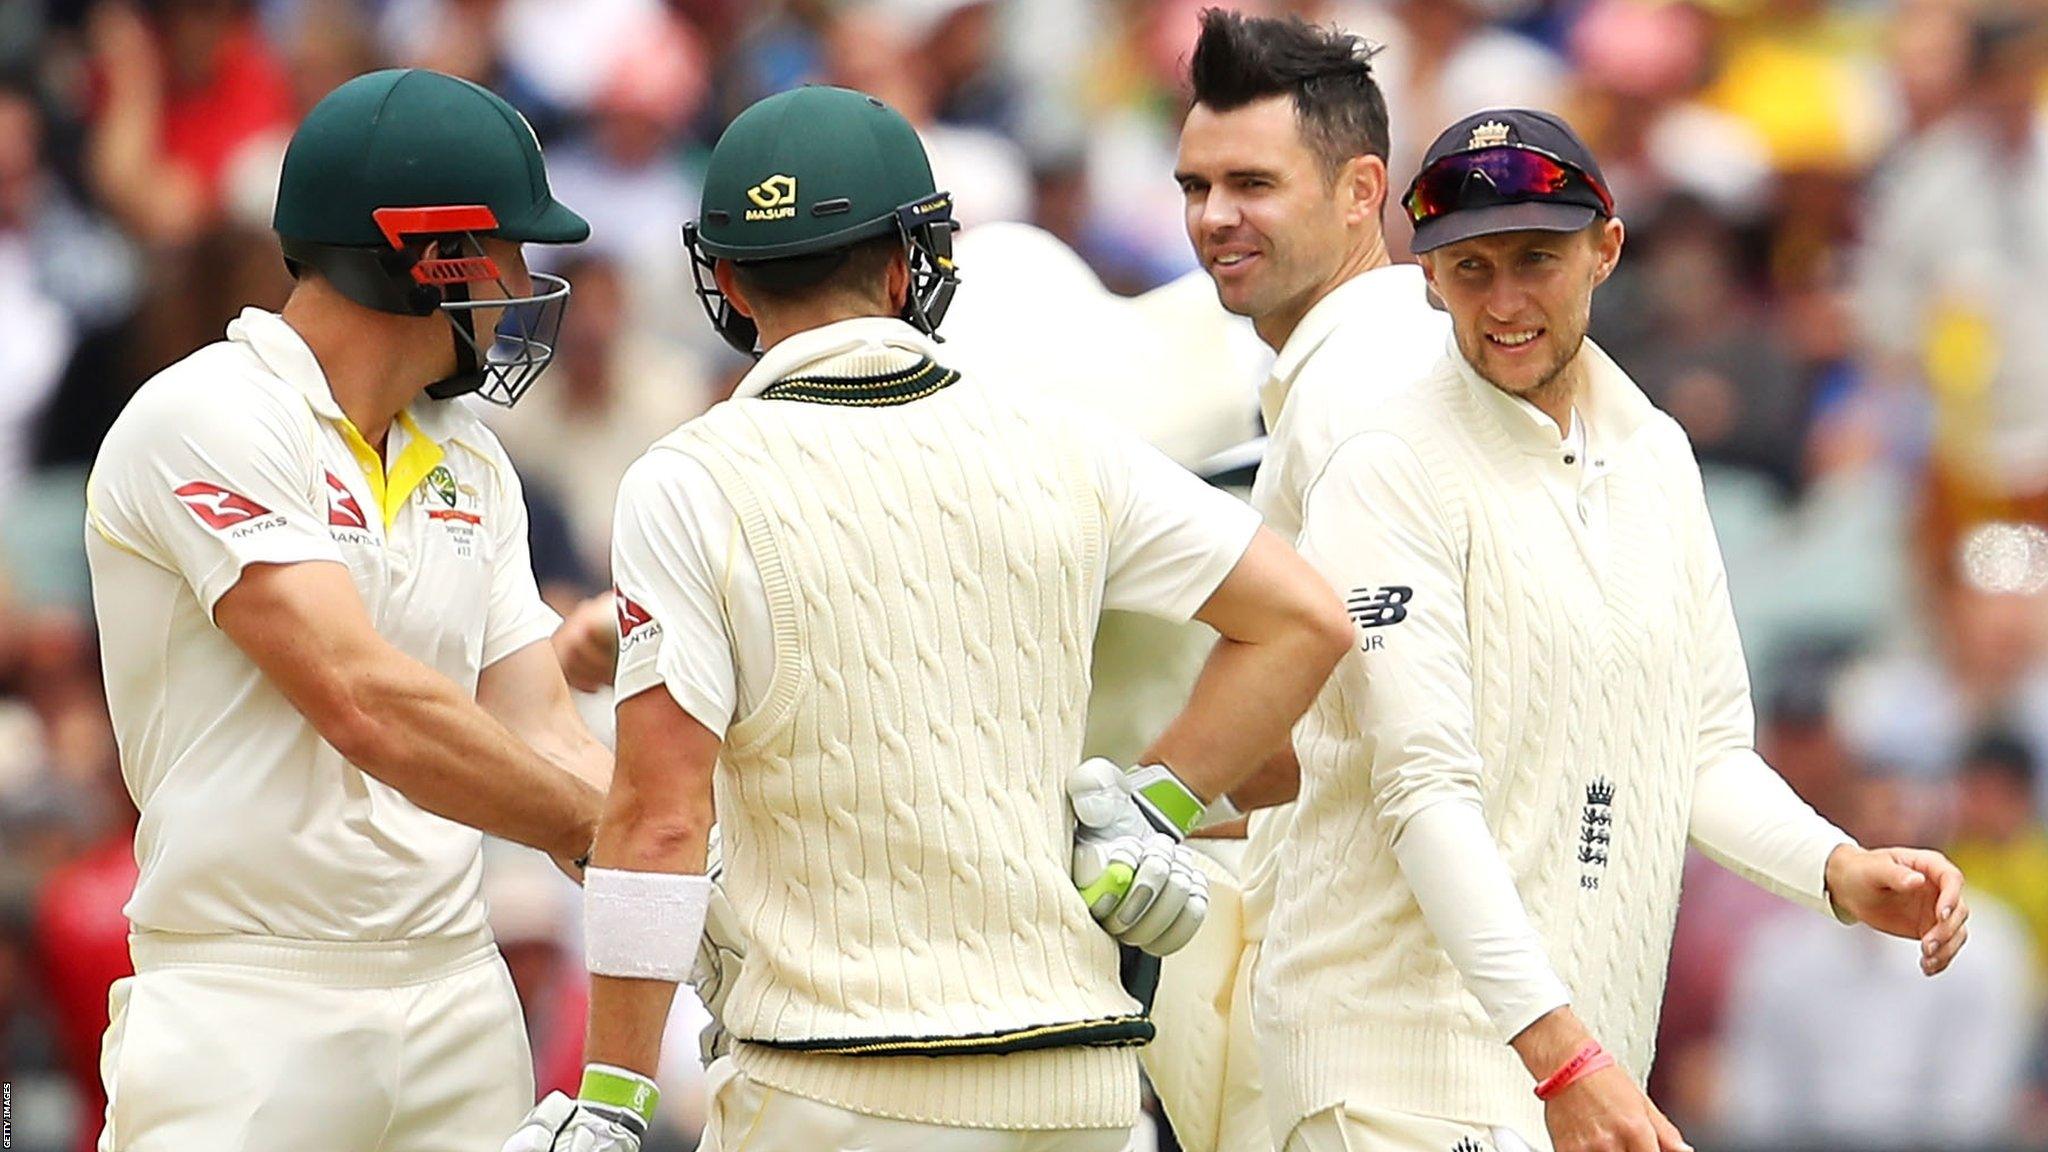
[1467,324,1585,406]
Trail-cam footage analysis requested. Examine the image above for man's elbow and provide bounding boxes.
[318,693,408,775]
[601,805,711,867]
[305,665,427,775]
[1294,586,1355,673]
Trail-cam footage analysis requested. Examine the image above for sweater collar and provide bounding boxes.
[734,317,940,400]
[1449,334,1654,457]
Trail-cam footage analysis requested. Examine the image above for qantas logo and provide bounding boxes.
[173,481,272,531]
[615,590,656,640]
[324,471,368,529]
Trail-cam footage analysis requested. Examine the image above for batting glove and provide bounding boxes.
[1068,758,1211,956]
[501,1066,657,1152]
[691,825,745,1064]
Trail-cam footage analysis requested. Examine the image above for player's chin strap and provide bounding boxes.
[424,280,484,400]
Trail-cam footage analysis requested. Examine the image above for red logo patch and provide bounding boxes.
[173,481,271,530]
[615,590,655,638]
[324,471,368,529]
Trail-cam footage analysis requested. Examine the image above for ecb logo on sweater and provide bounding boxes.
[1579,777,1616,889]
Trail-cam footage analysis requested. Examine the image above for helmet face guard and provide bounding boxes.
[283,204,572,407]
[430,268,570,405]
[683,193,961,358]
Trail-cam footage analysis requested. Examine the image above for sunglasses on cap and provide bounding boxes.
[1403,145,1615,226]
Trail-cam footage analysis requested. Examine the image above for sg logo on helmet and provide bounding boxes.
[745,174,798,221]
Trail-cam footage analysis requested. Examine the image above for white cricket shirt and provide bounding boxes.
[1248,263,1451,543]
[1240,264,1451,945]
[610,317,1262,736]
[86,308,561,942]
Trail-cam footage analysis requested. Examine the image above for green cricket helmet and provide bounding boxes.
[683,85,959,356]
[273,68,590,406]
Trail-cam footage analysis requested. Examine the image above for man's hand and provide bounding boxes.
[691,827,745,1063]
[1514,1008,1689,1152]
[502,1093,641,1152]
[552,592,619,693]
[1825,844,1969,974]
[1543,1066,1690,1152]
[1067,758,1209,956]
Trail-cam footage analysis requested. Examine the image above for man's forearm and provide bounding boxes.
[1228,744,1300,810]
[585,974,682,1077]
[1691,749,1853,916]
[527,713,615,796]
[1143,629,1337,804]
[1396,799,1571,1044]
[583,772,717,1075]
[349,663,601,859]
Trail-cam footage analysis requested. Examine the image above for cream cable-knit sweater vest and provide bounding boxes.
[670,353,1142,1129]
[1258,356,1711,1137]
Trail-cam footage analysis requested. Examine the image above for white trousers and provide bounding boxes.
[1282,1104,1549,1152]
[98,932,532,1152]
[697,1058,1132,1152]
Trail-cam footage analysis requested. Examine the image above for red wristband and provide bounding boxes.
[1534,1040,1614,1101]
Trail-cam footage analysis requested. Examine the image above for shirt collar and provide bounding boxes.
[1449,333,1653,457]
[228,308,345,420]
[226,306,474,445]
[1261,263,1429,428]
[734,317,941,400]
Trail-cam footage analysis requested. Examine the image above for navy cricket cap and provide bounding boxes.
[1404,108,1615,254]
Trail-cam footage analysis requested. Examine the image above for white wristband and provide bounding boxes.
[584,867,713,982]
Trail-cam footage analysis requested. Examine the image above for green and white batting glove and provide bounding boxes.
[501,1066,657,1152]
[1067,758,1212,956]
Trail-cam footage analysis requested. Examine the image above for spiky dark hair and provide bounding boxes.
[1189,8,1389,178]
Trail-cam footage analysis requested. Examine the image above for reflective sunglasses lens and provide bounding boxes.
[1405,149,1583,223]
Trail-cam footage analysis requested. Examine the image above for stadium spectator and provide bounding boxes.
[4,3,2048,1149]
[1855,12,2048,582]
[32,756,136,1152]
[482,253,713,576]
[1946,729,2048,982]
[1719,771,2033,1151]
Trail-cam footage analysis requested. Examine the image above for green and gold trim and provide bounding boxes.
[746,1012,1156,1058]
[760,357,959,407]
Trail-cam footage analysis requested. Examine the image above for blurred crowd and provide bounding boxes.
[3,0,2048,1149]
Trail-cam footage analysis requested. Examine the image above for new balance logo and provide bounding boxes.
[324,471,368,530]
[1346,585,1412,628]
[173,481,271,531]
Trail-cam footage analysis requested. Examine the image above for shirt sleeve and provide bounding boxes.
[1683,467,1854,916]
[1298,431,1569,1041]
[480,456,565,668]
[1091,421,1261,621]
[86,381,342,618]
[610,453,741,738]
